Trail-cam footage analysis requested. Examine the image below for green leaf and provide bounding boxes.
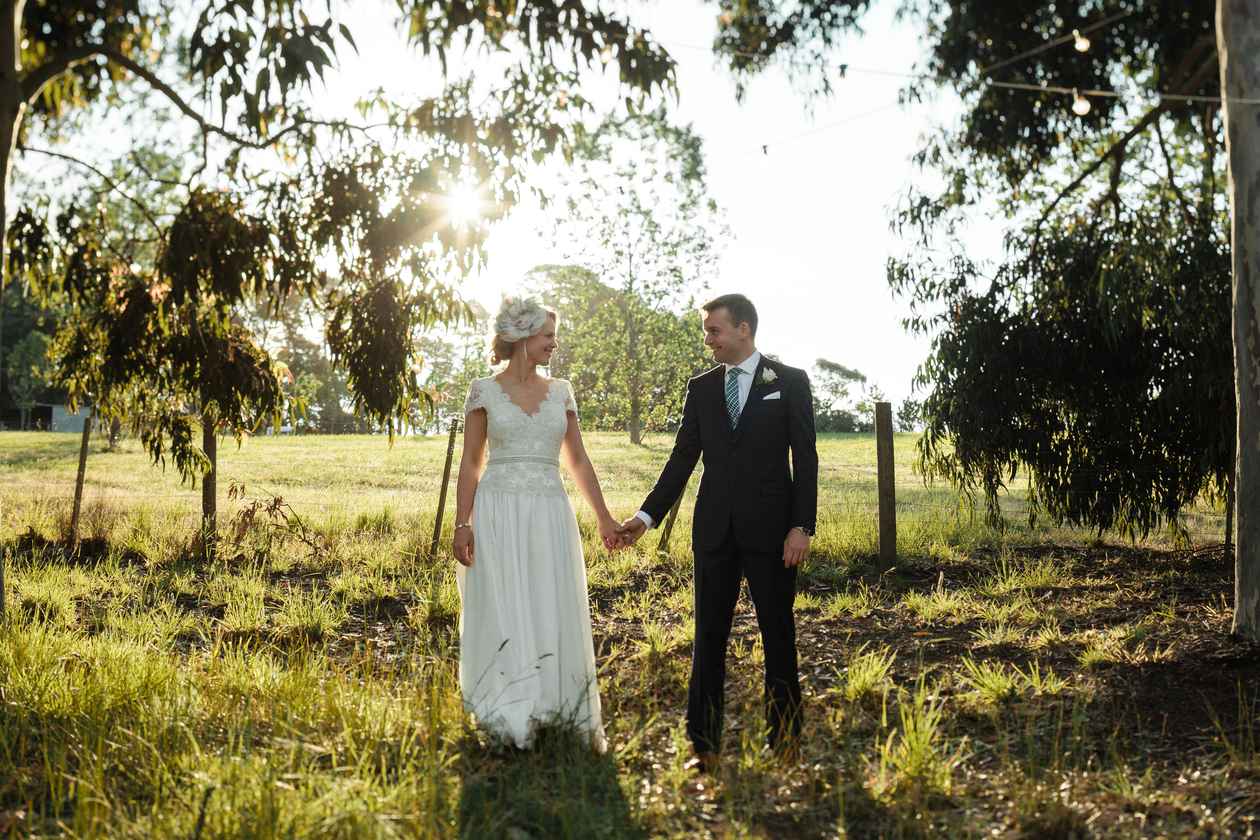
[338,23,358,54]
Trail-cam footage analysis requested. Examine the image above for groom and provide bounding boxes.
[618,293,818,771]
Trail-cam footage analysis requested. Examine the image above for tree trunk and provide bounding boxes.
[626,305,643,446]
[201,410,218,558]
[69,409,93,547]
[0,1,27,414]
[107,417,121,451]
[1227,473,1235,552]
[1219,0,1260,639]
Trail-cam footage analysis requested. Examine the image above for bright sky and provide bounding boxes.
[308,1,1006,407]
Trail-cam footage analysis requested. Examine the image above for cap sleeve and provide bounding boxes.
[562,379,578,414]
[464,379,488,415]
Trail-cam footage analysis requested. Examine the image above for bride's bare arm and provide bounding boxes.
[452,408,488,566]
[560,413,621,546]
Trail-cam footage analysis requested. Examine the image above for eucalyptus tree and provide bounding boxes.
[529,263,712,437]
[546,110,726,444]
[416,313,492,433]
[812,358,866,433]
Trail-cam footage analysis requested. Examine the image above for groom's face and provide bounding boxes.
[703,308,753,365]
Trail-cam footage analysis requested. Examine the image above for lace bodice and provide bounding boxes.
[464,376,577,497]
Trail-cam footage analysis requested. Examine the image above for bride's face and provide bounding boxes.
[522,315,558,366]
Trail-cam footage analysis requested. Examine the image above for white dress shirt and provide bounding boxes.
[636,350,761,529]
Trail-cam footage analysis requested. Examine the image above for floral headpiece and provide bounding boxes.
[494,296,550,342]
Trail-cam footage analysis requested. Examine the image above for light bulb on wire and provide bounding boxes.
[1072,29,1091,52]
[1071,88,1092,116]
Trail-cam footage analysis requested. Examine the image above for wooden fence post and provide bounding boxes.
[656,491,685,555]
[69,409,94,549]
[430,418,461,558]
[876,401,896,565]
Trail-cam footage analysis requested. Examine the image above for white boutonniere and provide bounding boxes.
[759,368,778,385]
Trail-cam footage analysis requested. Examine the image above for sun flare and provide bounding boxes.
[445,182,485,226]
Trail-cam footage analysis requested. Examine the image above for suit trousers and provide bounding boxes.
[687,523,802,754]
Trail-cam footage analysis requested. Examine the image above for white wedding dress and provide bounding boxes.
[457,376,606,751]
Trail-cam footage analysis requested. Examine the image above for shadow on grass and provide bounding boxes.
[4,529,147,569]
[457,724,643,839]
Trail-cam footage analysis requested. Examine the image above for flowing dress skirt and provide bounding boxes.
[456,486,606,751]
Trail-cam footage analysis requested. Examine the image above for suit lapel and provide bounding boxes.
[706,366,728,436]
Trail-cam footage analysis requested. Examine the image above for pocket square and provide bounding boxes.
[763,391,781,400]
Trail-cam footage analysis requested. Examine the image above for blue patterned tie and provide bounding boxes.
[725,367,742,429]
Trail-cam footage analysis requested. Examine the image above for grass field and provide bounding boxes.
[0,429,1254,838]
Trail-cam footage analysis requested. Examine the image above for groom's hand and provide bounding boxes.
[617,517,647,546]
[783,528,810,568]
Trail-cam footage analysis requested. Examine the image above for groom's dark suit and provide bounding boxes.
[640,353,818,753]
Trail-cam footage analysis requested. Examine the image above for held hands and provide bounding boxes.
[460,515,641,561]
[600,515,645,551]
[783,527,811,568]
[616,516,647,549]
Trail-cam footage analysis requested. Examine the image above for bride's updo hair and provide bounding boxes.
[491,295,558,364]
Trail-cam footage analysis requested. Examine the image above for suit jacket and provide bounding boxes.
[641,354,818,554]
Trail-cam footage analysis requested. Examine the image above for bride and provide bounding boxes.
[451,296,621,751]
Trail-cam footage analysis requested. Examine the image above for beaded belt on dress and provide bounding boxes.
[486,455,560,467]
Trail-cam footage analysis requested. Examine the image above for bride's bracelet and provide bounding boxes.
[454,522,472,531]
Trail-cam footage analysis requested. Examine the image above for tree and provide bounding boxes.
[812,357,865,433]
[546,110,726,444]
[416,309,492,434]
[0,236,55,426]
[4,0,679,439]
[896,398,921,433]
[40,190,288,546]
[1216,0,1260,636]
[895,208,1233,537]
[530,264,711,436]
[854,382,887,434]
[4,328,49,428]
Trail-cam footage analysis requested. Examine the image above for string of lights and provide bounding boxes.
[974,9,1135,77]
[661,10,1257,155]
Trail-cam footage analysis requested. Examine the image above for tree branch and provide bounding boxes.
[19,145,166,237]
[98,47,313,150]
[1030,103,1167,255]
[1153,118,1196,227]
[20,44,105,104]
[1107,151,1125,220]
[1029,34,1220,252]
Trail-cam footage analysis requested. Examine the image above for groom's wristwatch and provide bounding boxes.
[791,525,813,537]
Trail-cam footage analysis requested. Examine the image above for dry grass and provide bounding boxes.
[0,430,1252,838]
